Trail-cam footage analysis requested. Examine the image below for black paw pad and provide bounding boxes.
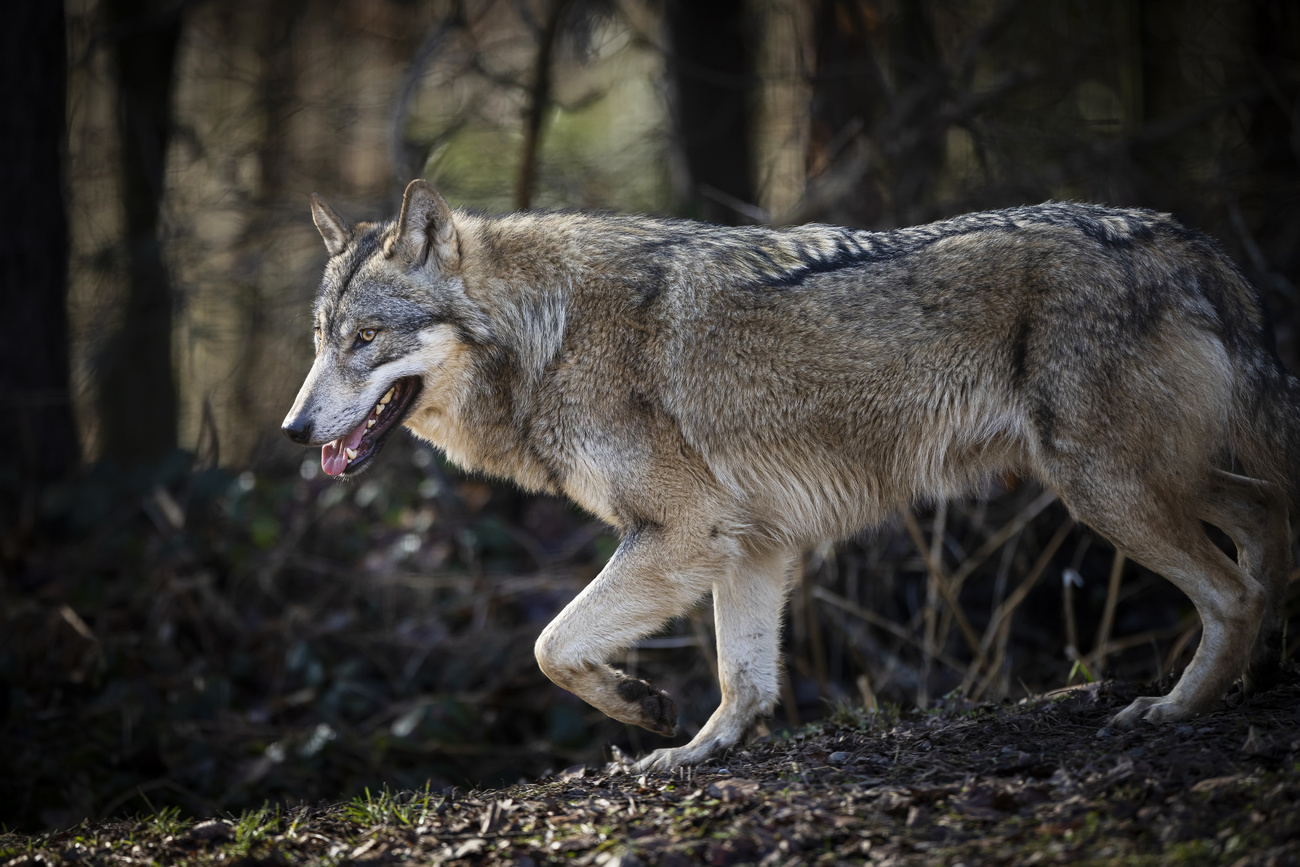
[617,679,650,702]
[616,677,678,736]
[641,692,678,735]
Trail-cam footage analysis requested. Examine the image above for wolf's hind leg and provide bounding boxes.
[1198,469,1291,692]
[1043,458,1268,728]
[1088,500,1267,728]
[635,547,794,773]
[533,526,721,737]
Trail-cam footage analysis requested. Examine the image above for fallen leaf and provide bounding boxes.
[559,764,587,781]
[707,778,760,803]
[453,838,486,859]
[1191,774,1245,793]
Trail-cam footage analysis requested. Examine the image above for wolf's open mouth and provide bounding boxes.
[321,376,422,477]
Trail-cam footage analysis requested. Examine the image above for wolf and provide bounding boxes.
[283,179,1297,771]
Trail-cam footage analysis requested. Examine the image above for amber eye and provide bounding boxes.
[359,328,377,342]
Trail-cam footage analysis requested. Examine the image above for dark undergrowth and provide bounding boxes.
[3,437,1298,838]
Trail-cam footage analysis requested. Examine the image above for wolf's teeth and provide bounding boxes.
[345,447,358,460]
[375,403,384,414]
[380,388,394,404]
[367,419,375,428]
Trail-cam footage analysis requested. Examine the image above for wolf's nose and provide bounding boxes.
[282,417,313,444]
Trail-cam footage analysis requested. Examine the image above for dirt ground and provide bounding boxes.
[4,670,1298,867]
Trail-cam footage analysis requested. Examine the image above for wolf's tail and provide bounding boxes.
[1233,361,1300,517]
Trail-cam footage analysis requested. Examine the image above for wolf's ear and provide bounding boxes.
[387,179,458,269]
[310,194,355,257]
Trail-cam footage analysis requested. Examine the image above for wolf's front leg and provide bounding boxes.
[533,526,723,737]
[635,548,794,773]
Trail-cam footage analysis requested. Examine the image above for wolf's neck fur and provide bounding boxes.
[418,212,588,504]
[456,211,583,380]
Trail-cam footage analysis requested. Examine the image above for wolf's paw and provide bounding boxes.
[616,677,678,737]
[1110,694,1188,729]
[633,738,724,774]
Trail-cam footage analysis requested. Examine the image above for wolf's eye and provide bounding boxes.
[359,328,377,343]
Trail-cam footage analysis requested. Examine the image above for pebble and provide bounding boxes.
[828,751,851,764]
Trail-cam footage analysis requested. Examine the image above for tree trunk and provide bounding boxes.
[96,0,182,464]
[886,0,945,223]
[1244,0,1300,365]
[664,0,756,224]
[806,0,888,226]
[1135,0,1198,213]
[231,0,306,466]
[0,0,77,553]
[517,0,574,210]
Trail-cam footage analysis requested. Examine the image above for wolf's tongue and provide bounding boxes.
[321,418,370,476]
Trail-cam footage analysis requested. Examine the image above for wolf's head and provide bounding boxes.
[282,180,490,478]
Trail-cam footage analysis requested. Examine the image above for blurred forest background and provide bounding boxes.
[4,0,1300,832]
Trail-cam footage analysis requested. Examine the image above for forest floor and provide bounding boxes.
[4,672,1298,867]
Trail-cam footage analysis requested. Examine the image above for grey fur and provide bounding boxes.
[285,180,1298,772]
